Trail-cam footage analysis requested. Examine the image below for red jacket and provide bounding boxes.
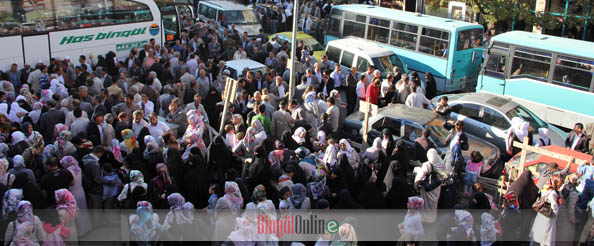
[366,83,380,105]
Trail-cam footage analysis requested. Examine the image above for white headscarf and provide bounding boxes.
[11,131,26,145]
[292,127,306,144]
[323,143,338,166]
[8,101,27,123]
[510,117,529,142]
[364,137,383,161]
[538,128,550,146]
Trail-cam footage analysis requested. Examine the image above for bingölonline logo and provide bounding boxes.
[257,214,339,238]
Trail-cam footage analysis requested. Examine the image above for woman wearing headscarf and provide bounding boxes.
[182,147,210,210]
[338,139,359,170]
[244,143,271,194]
[308,167,330,208]
[163,193,194,242]
[118,170,150,209]
[28,102,43,125]
[59,156,92,236]
[1,189,23,239]
[480,212,497,246]
[447,209,475,244]
[11,172,45,209]
[4,200,46,245]
[233,127,257,160]
[557,174,579,246]
[8,155,37,188]
[250,119,268,147]
[288,183,310,210]
[330,223,357,246]
[506,117,532,158]
[129,201,161,245]
[384,160,414,210]
[535,127,551,147]
[391,139,410,177]
[357,160,386,209]
[182,131,206,164]
[0,158,15,188]
[280,130,299,150]
[11,131,30,157]
[323,139,338,167]
[142,142,163,182]
[399,196,424,243]
[213,181,243,244]
[243,184,275,220]
[152,163,174,210]
[22,134,44,173]
[413,149,442,223]
[292,127,309,149]
[121,129,139,154]
[530,175,561,246]
[54,189,78,243]
[21,122,41,147]
[8,97,28,123]
[54,131,75,159]
[207,135,243,176]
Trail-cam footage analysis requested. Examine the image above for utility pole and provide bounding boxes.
[288,0,299,101]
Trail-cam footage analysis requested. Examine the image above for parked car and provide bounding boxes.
[431,93,567,152]
[505,145,592,183]
[268,31,326,61]
[197,1,262,37]
[343,104,501,166]
[224,59,267,80]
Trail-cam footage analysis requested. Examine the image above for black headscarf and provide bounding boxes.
[393,139,410,176]
[204,88,221,128]
[467,192,491,210]
[281,130,298,150]
[384,160,414,209]
[207,135,242,174]
[246,143,271,193]
[182,148,210,209]
[333,188,363,209]
[337,154,357,197]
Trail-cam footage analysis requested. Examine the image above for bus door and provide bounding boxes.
[481,49,508,94]
[23,34,50,66]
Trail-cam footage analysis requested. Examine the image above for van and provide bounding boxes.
[224,59,267,80]
[197,1,263,37]
[325,37,408,83]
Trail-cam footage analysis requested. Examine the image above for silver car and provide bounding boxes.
[431,93,567,152]
[344,104,501,166]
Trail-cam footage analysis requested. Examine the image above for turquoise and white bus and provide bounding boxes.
[325,4,484,93]
[0,0,192,70]
[479,31,594,129]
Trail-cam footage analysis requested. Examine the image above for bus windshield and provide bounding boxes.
[372,54,404,74]
[224,10,259,25]
[505,105,547,132]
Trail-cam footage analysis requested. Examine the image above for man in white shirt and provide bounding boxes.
[132,110,150,137]
[356,74,368,101]
[148,112,170,141]
[405,84,431,109]
[70,108,90,137]
[186,54,199,76]
[138,93,154,117]
[330,64,344,89]
[184,94,209,125]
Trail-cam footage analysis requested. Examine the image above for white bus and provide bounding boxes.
[0,0,192,69]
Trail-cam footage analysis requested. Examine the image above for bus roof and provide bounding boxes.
[201,1,250,10]
[333,4,482,31]
[492,31,594,58]
[327,37,394,57]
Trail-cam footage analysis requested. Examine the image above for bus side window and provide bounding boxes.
[485,54,506,79]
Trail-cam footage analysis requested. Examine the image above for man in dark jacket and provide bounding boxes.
[318,70,334,97]
[566,122,590,153]
[39,100,66,144]
[82,146,110,209]
[86,113,105,146]
[39,157,73,208]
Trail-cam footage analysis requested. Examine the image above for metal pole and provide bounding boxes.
[584,0,591,40]
[289,0,299,101]
[562,0,569,37]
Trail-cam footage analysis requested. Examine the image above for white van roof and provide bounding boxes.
[327,37,394,58]
[225,59,266,71]
[200,1,251,10]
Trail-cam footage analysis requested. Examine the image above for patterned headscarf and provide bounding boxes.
[167,193,193,225]
[122,129,138,151]
[0,158,9,177]
[407,196,424,210]
[54,124,68,139]
[56,131,71,154]
[55,189,77,223]
[130,170,145,184]
[251,185,267,203]
[251,119,264,134]
[309,168,327,200]
[455,210,473,237]
[143,135,156,146]
[244,127,257,150]
[111,139,124,163]
[16,200,33,224]
[60,156,80,175]
[292,127,306,144]
[131,201,158,242]
[480,212,497,244]
[224,181,243,213]
[3,189,23,217]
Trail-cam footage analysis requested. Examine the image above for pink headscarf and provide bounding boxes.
[223,181,243,213]
[54,124,68,138]
[111,139,124,163]
[55,189,77,223]
[60,156,80,175]
[408,196,424,210]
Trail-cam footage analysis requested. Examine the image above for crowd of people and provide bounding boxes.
[0,2,594,245]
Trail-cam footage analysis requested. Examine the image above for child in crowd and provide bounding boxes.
[224,124,237,149]
[278,186,293,216]
[464,151,483,195]
[399,196,424,245]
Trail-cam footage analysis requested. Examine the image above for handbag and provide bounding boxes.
[422,164,442,191]
[532,195,553,218]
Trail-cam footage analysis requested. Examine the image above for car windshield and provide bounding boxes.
[505,105,547,132]
[425,117,449,147]
[224,10,259,25]
[302,38,324,52]
[372,54,404,75]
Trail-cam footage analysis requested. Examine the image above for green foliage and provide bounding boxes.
[426,0,593,31]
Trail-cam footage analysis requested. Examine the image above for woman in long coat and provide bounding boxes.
[413,149,442,223]
[530,175,561,246]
